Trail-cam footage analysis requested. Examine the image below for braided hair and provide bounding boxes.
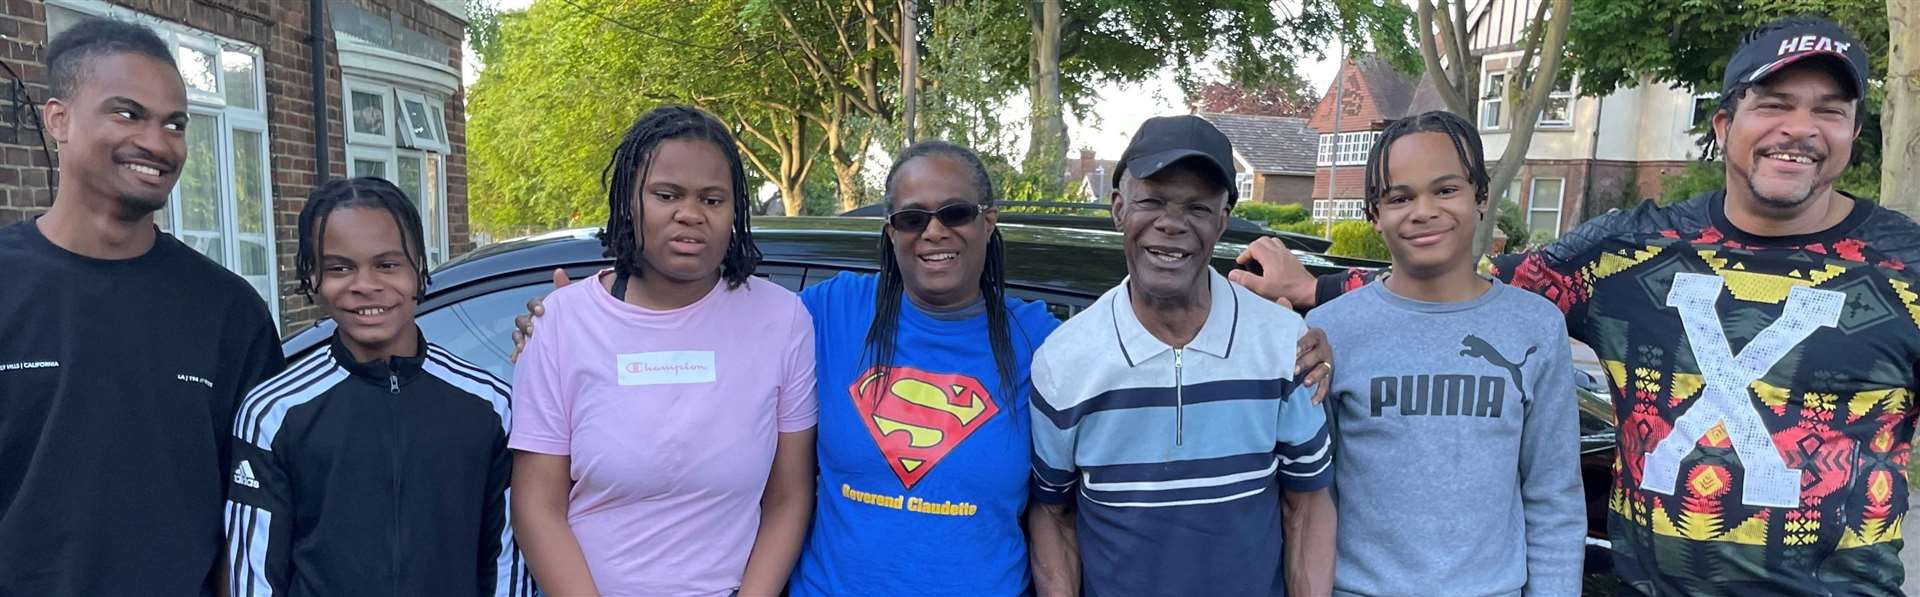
[601,105,760,288]
[867,140,1020,398]
[295,177,431,302]
[1363,110,1489,221]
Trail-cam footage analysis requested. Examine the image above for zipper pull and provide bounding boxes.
[389,373,400,394]
[1174,348,1185,447]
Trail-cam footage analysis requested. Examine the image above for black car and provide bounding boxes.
[279,215,1617,566]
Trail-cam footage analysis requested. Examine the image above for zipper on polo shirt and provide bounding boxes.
[1174,347,1185,447]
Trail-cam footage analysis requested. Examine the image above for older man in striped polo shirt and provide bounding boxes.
[1026,115,1337,597]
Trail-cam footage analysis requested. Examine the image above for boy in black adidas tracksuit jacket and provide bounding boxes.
[224,178,532,596]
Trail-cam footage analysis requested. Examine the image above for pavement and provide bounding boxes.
[1906,496,1920,595]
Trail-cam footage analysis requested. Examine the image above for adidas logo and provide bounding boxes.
[232,461,260,489]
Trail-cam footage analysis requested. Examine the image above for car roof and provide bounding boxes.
[433,216,1365,300]
[840,202,1337,252]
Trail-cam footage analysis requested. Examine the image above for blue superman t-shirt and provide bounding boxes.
[790,272,1060,597]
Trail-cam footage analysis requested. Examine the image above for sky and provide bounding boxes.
[471,0,1347,163]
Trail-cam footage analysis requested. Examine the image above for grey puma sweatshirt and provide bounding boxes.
[1306,280,1584,597]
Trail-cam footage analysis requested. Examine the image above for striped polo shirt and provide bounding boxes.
[1030,268,1332,597]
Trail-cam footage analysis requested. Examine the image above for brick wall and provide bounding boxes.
[0,0,52,228]
[1254,173,1314,206]
[1310,167,1367,201]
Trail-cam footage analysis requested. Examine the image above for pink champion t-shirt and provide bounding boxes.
[509,270,817,597]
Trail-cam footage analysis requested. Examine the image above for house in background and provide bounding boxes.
[1470,0,1702,241]
[0,0,471,332]
[1196,112,1318,207]
[1304,54,1422,222]
[1305,0,1704,241]
[1065,112,1318,207]
[1066,148,1118,202]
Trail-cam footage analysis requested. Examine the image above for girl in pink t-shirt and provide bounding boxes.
[509,106,817,597]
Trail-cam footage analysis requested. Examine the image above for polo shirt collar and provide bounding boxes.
[1110,268,1240,366]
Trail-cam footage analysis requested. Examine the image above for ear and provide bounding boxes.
[43,98,69,145]
[982,205,998,233]
[1711,107,1732,146]
[1109,189,1124,232]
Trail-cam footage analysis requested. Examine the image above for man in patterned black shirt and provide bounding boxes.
[1234,16,1919,596]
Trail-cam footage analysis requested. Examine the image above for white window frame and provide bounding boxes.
[343,75,453,267]
[1317,132,1379,166]
[48,0,278,321]
[344,77,395,147]
[1537,74,1576,128]
[1312,198,1366,222]
[1526,177,1566,237]
[394,88,448,153]
[1481,69,1507,129]
[1236,172,1254,200]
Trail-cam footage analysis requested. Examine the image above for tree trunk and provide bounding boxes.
[1472,0,1570,256]
[1023,0,1066,190]
[1885,0,1917,212]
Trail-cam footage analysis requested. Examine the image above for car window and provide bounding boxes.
[756,264,806,292]
[416,283,554,381]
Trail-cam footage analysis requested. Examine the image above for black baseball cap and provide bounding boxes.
[1723,17,1869,98]
[1113,115,1238,204]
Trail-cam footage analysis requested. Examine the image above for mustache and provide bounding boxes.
[1755,140,1827,161]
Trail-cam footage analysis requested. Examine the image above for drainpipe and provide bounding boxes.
[308,0,332,183]
[1580,94,1604,221]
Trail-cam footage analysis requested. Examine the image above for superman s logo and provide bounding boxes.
[850,366,998,489]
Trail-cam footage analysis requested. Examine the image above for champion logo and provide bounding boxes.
[232,461,261,489]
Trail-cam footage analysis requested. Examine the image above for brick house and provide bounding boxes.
[1305,54,1419,222]
[1197,112,1318,207]
[1305,0,1705,242]
[0,0,471,333]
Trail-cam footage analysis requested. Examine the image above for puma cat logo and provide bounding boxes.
[1460,335,1536,401]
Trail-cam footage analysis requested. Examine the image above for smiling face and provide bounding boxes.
[44,52,187,217]
[1371,132,1483,278]
[314,206,422,363]
[1714,61,1858,214]
[1113,163,1229,306]
[632,138,735,285]
[887,154,996,309]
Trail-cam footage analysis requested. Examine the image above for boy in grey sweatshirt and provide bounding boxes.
[1298,111,1584,596]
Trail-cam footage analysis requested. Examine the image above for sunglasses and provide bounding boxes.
[886,203,989,233]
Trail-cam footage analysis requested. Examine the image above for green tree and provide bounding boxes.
[1563,0,1892,201]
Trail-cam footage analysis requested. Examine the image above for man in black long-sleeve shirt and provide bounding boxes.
[0,19,284,595]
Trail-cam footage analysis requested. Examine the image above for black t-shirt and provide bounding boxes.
[0,218,285,596]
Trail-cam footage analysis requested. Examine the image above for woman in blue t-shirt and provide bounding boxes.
[785,141,1059,596]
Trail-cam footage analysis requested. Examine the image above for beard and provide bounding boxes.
[112,190,168,220]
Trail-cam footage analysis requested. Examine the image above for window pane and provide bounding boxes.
[351,90,386,136]
[427,105,447,143]
[425,153,447,265]
[403,98,434,144]
[177,45,218,96]
[47,5,84,41]
[1541,97,1572,125]
[222,51,259,110]
[397,155,424,203]
[1528,179,1563,237]
[179,118,224,264]
[232,129,269,291]
[354,159,386,179]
